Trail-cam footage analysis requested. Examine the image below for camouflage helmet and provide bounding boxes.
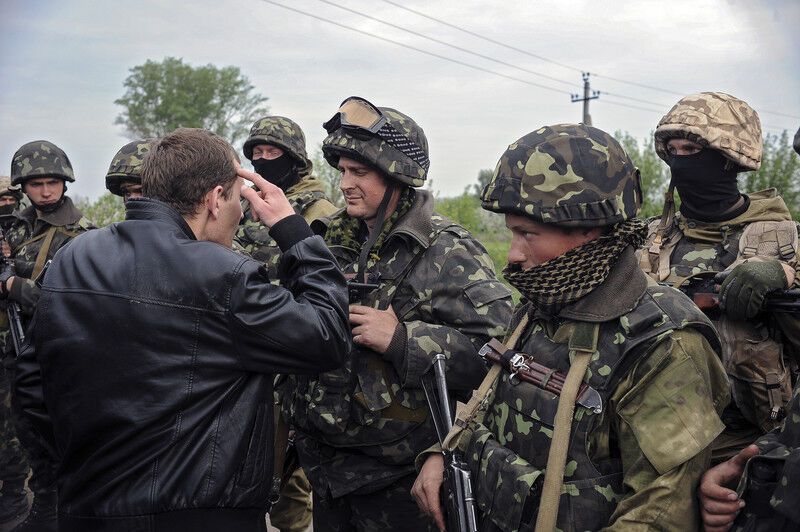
[481,124,642,228]
[11,140,75,185]
[105,139,153,197]
[242,116,312,176]
[793,126,800,156]
[0,176,21,202]
[322,105,429,187]
[654,92,762,172]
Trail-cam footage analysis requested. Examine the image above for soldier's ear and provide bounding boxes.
[205,185,224,220]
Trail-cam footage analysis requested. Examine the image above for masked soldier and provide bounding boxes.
[413,124,730,531]
[105,139,152,201]
[238,116,338,281]
[238,117,339,531]
[0,175,28,526]
[280,97,512,531]
[641,93,800,462]
[698,126,800,532]
[2,140,93,532]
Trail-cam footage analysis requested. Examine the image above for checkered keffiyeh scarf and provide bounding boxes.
[504,218,648,311]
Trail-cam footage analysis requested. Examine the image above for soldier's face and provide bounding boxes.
[119,181,143,202]
[252,144,284,160]
[505,214,602,270]
[339,157,394,222]
[23,177,64,206]
[0,195,17,207]
[666,138,703,157]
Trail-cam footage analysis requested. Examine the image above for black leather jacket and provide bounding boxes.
[14,198,350,531]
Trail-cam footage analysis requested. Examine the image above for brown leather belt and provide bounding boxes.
[478,338,603,414]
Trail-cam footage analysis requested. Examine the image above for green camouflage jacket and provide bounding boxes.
[283,189,513,498]
[733,379,800,531]
[6,196,93,314]
[642,189,800,455]
[460,248,729,531]
[234,176,337,281]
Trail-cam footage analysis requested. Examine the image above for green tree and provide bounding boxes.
[614,131,670,219]
[465,168,494,196]
[75,193,125,227]
[115,57,268,144]
[310,146,344,207]
[740,130,800,218]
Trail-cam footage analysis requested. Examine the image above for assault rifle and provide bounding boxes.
[422,354,478,532]
[0,229,24,357]
[675,271,800,317]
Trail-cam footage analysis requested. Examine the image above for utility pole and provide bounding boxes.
[571,72,600,125]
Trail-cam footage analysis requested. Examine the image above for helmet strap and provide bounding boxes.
[357,182,396,283]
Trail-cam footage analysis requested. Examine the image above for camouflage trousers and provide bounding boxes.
[269,467,312,532]
[312,475,434,532]
[0,362,29,485]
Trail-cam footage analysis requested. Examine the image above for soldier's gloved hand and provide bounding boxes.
[0,261,15,299]
[716,260,788,320]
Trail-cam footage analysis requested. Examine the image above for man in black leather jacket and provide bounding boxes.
[13,128,351,532]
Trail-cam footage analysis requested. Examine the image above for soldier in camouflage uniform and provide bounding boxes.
[2,140,93,532]
[239,117,338,532]
[698,126,800,532]
[0,176,28,525]
[641,93,800,463]
[413,124,730,531]
[279,97,513,531]
[106,139,152,201]
[238,116,338,281]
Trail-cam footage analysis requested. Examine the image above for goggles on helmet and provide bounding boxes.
[323,96,430,171]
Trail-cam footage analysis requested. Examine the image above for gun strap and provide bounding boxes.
[442,313,530,452]
[535,321,598,532]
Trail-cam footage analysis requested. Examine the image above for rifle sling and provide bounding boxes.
[534,321,598,532]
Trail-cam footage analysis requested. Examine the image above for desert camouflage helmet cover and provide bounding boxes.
[0,176,21,201]
[654,92,762,171]
[481,123,642,228]
[11,140,75,185]
[105,139,152,196]
[242,116,312,176]
[322,106,429,187]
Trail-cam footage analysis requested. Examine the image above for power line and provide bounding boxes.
[380,0,583,74]
[318,0,580,89]
[380,0,800,121]
[258,0,571,95]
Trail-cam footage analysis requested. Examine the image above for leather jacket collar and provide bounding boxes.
[125,198,197,240]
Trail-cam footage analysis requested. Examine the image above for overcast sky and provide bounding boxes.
[1,0,798,201]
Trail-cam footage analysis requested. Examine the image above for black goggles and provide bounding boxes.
[323,97,430,171]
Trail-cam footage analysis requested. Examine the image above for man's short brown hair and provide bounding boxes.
[142,128,237,216]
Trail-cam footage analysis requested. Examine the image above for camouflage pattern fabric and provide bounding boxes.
[732,379,800,531]
[312,474,434,532]
[460,250,729,531]
[322,107,429,187]
[481,124,641,228]
[105,139,152,196]
[282,188,512,501]
[654,92,762,172]
[235,176,337,282]
[242,116,312,175]
[642,189,800,458]
[0,362,29,490]
[11,140,75,185]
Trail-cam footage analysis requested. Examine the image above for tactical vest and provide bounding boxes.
[284,217,464,459]
[641,216,797,435]
[465,285,719,532]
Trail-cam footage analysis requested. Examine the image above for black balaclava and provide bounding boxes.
[667,148,747,222]
[29,182,67,215]
[252,154,300,191]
